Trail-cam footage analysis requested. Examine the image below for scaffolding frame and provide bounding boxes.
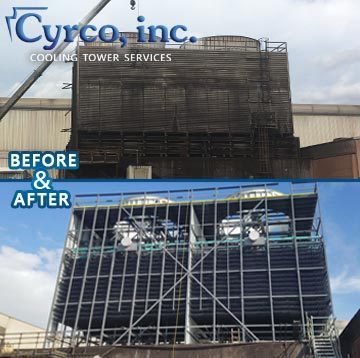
[46,183,333,348]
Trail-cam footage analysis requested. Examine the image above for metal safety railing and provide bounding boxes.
[306,315,342,358]
[72,183,317,208]
[79,37,288,54]
[323,317,342,358]
[266,41,288,53]
[0,331,73,356]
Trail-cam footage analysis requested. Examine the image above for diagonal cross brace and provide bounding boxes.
[162,246,260,342]
[111,206,259,345]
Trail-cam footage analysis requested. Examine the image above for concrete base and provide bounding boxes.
[71,342,308,358]
[0,342,309,358]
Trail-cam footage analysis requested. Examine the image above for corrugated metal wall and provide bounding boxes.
[293,105,360,148]
[294,115,360,147]
[0,98,71,169]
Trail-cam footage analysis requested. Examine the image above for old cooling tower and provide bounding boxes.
[47,184,333,348]
[67,35,301,178]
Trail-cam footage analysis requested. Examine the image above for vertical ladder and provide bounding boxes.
[257,125,271,177]
[230,328,241,343]
[255,40,273,177]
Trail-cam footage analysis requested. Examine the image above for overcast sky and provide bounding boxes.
[0,0,360,104]
[0,181,359,328]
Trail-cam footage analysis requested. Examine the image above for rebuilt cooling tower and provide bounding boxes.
[48,186,332,346]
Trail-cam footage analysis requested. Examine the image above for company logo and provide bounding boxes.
[5,7,198,50]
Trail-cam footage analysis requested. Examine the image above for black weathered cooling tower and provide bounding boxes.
[48,185,332,347]
[67,35,301,178]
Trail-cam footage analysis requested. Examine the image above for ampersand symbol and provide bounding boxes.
[33,170,52,190]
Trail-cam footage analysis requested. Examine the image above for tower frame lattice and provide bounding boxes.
[46,183,333,348]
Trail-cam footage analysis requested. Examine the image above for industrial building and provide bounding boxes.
[301,138,360,179]
[0,98,71,179]
[295,105,360,179]
[1,97,359,179]
[21,183,338,357]
[340,309,360,358]
[293,105,360,148]
[0,312,45,353]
